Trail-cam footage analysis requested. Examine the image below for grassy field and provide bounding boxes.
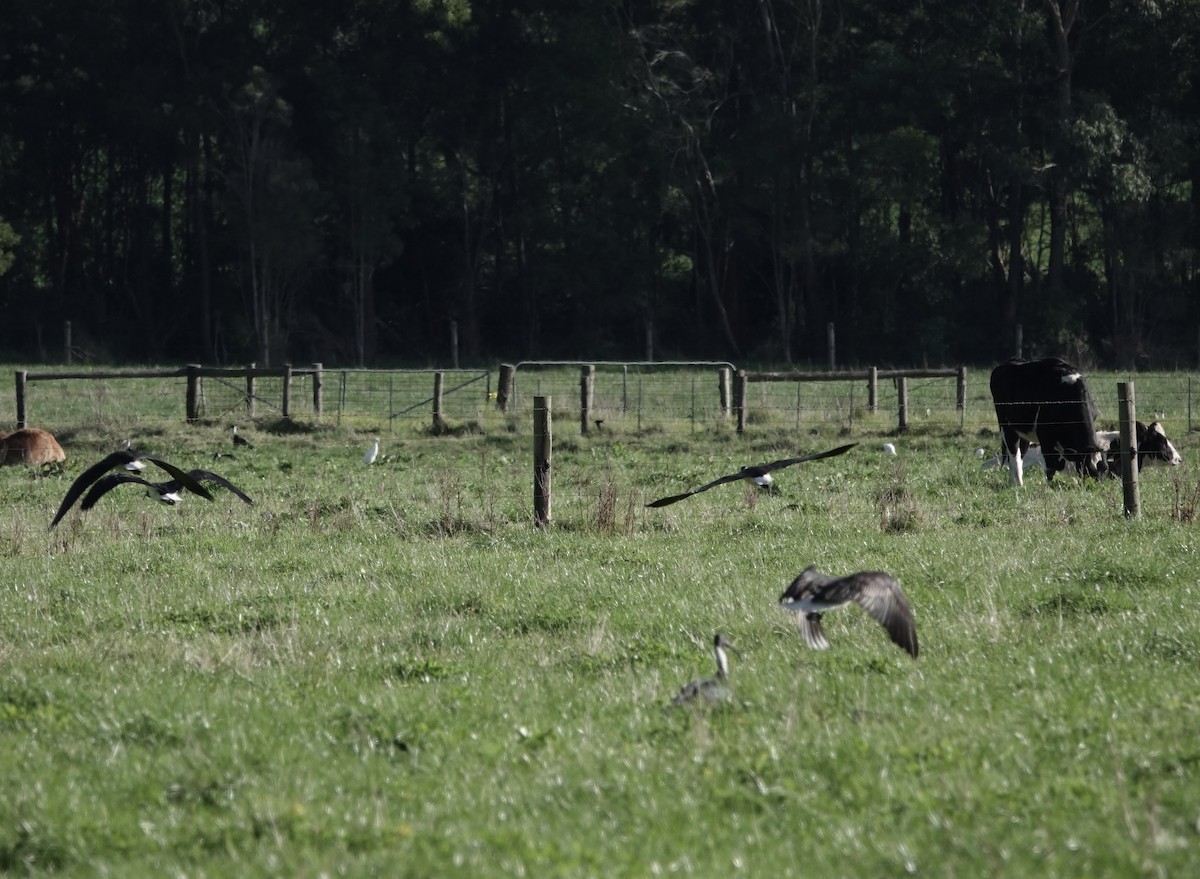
[2,374,1200,877]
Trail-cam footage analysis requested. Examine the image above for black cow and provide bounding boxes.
[989,357,1104,485]
[1096,420,1183,475]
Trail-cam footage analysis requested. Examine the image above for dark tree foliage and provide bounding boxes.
[0,0,1196,367]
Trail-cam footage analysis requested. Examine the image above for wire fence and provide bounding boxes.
[4,416,1196,543]
[6,363,1200,437]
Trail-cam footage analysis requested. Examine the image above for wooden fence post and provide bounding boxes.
[450,320,459,369]
[312,362,323,417]
[580,364,594,434]
[497,363,515,411]
[735,370,748,434]
[246,363,256,417]
[868,367,878,413]
[827,322,836,370]
[718,367,731,418]
[15,370,28,428]
[955,366,967,410]
[1118,381,1140,519]
[433,371,445,432]
[282,363,292,418]
[186,364,201,422]
[533,396,552,527]
[897,376,909,431]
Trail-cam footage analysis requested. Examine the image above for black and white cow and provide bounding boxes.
[989,357,1105,485]
[1096,420,1183,475]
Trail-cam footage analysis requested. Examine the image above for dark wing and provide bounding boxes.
[185,469,254,505]
[142,458,214,502]
[778,565,837,603]
[645,468,750,507]
[796,614,830,651]
[847,571,919,658]
[79,473,158,511]
[758,442,859,474]
[49,450,143,529]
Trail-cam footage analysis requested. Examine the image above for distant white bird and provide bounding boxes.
[363,436,380,464]
[231,425,253,448]
[672,634,738,705]
[975,448,986,458]
[882,443,897,456]
[779,566,918,658]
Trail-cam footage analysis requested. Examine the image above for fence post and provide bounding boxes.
[897,376,909,431]
[186,364,201,422]
[1118,381,1140,519]
[533,396,552,528]
[718,367,731,418]
[497,363,515,411]
[312,362,323,417]
[955,366,967,411]
[282,363,292,418]
[580,364,595,434]
[15,370,28,428]
[735,370,748,434]
[450,321,459,369]
[433,371,445,432]
[827,322,836,370]
[245,363,256,417]
[64,321,72,365]
[868,367,878,413]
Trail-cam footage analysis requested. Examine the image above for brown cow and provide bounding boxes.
[0,428,67,466]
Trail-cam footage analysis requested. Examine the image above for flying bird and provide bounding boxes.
[79,468,254,511]
[231,425,254,448]
[646,443,858,508]
[363,436,380,464]
[778,566,918,658]
[49,450,215,529]
[672,633,738,706]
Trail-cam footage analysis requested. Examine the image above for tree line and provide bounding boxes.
[1,0,1197,369]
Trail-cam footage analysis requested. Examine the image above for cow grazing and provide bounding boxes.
[989,357,1104,486]
[1096,421,1182,475]
[0,428,66,467]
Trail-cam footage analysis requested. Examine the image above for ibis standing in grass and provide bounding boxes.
[363,437,380,464]
[672,634,739,705]
[232,425,254,448]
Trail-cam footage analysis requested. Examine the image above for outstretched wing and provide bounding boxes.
[646,443,859,508]
[184,469,254,505]
[79,473,158,511]
[143,458,214,502]
[645,469,750,507]
[50,450,143,529]
[758,442,859,474]
[848,572,919,658]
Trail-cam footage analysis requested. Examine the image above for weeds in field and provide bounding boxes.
[0,413,1197,877]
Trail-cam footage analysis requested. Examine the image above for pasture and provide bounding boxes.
[2,366,1200,877]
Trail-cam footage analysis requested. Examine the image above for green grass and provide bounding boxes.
[2,396,1200,876]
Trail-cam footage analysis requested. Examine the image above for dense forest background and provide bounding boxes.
[1,0,1198,369]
